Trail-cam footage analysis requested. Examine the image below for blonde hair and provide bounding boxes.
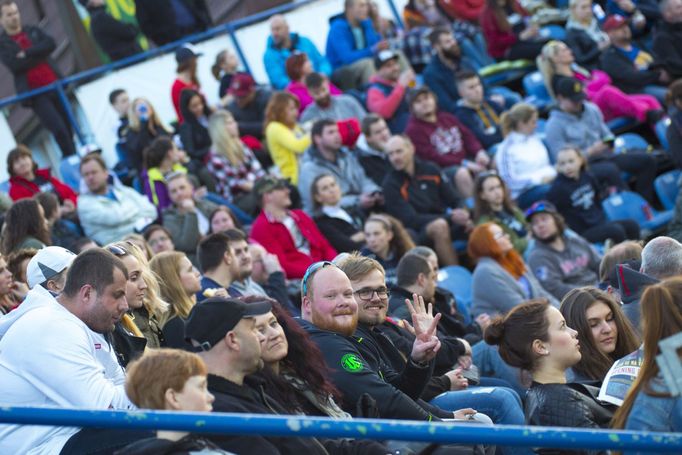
[500,102,537,136]
[208,110,246,166]
[536,40,564,99]
[127,97,171,135]
[107,241,170,322]
[150,251,195,320]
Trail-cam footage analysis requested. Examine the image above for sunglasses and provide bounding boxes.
[301,261,334,296]
[107,245,127,256]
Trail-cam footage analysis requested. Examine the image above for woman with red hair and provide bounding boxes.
[285,53,341,114]
[468,222,557,317]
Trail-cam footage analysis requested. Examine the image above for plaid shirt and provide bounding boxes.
[207,146,266,201]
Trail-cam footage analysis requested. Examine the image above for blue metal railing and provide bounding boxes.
[0,407,681,452]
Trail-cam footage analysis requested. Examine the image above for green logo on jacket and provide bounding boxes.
[341,353,364,373]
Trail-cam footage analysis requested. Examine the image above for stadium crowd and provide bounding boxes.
[0,0,680,453]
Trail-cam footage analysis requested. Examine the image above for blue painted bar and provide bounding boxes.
[0,407,680,452]
[55,84,85,146]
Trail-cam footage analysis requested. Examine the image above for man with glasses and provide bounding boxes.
[299,260,474,421]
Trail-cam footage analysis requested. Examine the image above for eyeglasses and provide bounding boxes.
[107,245,127,256]
[354,287,390,301]
[301,261,334,296]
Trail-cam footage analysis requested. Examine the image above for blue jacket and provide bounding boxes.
[423,53,474,114]
[326,15,381,69]
[263,32,331,90]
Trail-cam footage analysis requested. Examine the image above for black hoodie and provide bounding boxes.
[616,264,658,332]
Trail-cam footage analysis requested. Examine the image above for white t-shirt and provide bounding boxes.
[0,292,133,455]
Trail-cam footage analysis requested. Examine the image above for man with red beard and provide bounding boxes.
[299,260,474,420]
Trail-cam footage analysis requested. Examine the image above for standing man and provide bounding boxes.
[264,14,332,90]
[0,1,76,157]
[79,0,142,61]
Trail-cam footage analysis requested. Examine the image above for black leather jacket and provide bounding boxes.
[525,382,616,455]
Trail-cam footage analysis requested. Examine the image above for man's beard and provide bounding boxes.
[443,47,461,61]
[536,233,560,244]
[312,308,358,337]
[316,94,332,108]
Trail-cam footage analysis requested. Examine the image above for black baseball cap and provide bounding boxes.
[175,44,203,65]
[184,297,271,351]
[524,200,558,222]
[554,77,586,102]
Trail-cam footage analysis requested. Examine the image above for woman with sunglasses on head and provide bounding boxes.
[486,299,616,439]
[560,287,640,384]
[107,242,169,350]
[150,251,201,349]
[469,222,558,318]
[612,277,682,439]
[474,171,529,254]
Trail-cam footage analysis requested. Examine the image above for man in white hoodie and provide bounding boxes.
[0,248,151,454]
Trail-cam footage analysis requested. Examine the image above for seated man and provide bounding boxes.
[298,119,381,213]
[196,232,240,300]
[162,172,217,264]
[338,253,524,427]
[525,201,601,301]
[653,0,682,81]
[247,242,293,309]
[78,152,156,245]
[326,0,386,90]
[383,135,469,266]
[544,78,657,204]
[355,114,392,186]
[300,72,367,124]
[0,249,151,453]
[226,73,272,141]
[405,87,489,198]
[299,261,474,421]
[250,177,337,279]
[366,49,415,133]
[454,70,504,151]
[264,14,332,90]
[600,14,669,103]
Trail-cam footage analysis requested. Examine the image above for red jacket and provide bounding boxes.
[439,0,485,23]
[250,209,337,279]
[480,1,528,59]
[405,111,482,168]
[9,168,78,205]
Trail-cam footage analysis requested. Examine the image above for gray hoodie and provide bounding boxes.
[298,145,379,213]
[544,101,612,160]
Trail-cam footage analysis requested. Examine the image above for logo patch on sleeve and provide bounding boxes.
[341,353,364,373]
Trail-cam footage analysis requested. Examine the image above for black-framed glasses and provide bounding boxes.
[354,287,390,301]
[301,261,334,296]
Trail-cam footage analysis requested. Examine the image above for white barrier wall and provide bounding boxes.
[0,115,17,181]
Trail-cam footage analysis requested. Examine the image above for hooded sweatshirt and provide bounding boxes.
[544,101,612,160]
[0,286,133,455]
[495,131,556,199]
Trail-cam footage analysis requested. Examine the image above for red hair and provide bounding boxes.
[468,222,526,279]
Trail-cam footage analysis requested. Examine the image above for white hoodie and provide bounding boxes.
[495,131,557,199]
[0,286,133,454]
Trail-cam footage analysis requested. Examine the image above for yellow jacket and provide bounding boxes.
[265,122,310,185]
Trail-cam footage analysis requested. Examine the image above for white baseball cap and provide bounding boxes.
[26,246,77,289]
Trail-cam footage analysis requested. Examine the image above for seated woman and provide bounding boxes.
[560,287,640,383]
[547,146,640,244]
[285,53,341,114]
[150,251,201,349]
[208,206,243,235]
[1,199,51,255]
[143,224,176,255]
[7,145,78,215]
[485,299,616,434]
[311,173,365,253]
[141,136,188,217]
[162,173,217,264]
[178,89,216,191]
[613,277,682,436]
[0,254,20,314]
[474,171,529,254]
[120,349,226,453]
[108,242,169,349]
[565,0,610,69]
[469,222,558,317]
[124,97,173,173]
[264,92,311,185]
[495,103,556,209]
[212,48,239,103]
[35,192,83,252]
[360,214,415,285]
[537,40,662,125]
[480,0,546,61]
[207,110,266,217]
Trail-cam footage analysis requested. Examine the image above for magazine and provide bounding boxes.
[598,349,643,406]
